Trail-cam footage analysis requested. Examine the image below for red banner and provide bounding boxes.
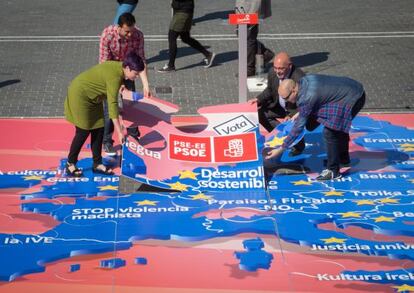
[169,133,258,163]
[169,134,212,162]
[228,13,259,25]
[213,132,258,163]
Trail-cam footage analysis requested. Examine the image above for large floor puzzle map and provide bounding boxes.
[0,96,413,293]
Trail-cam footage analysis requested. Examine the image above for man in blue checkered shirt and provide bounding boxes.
[265,74,366,181]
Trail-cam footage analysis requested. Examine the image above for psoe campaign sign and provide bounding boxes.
[169,132,258,163]
[228,13,259,25]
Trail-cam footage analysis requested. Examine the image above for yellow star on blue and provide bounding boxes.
[23,175,44,181]
[323,190,344,196]
[373,216,395,223]
[98,185,118,191]
[134,200,158,206]
[291,180,313,186]
[178,170,199,180]
[265,136,286,148]
[191,193,212,201]
[392,284,414,292]
[168,181,189,191]
[340,212,362,218]
[321,237,347,244]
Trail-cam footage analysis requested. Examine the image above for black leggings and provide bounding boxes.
[168,30,209,67]
[68,126,104,166]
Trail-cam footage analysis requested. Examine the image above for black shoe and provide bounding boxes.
[157,64,176,73]
[288,147,303,157]
[65,162,83,177]
[103,143,116,156]
[263,50,275,64]
[203,52,216,68]
[315,169,342,181]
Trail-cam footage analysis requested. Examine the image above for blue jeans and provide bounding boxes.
[113,3,137,24]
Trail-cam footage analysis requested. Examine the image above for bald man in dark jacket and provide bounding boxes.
[251,52,305,156]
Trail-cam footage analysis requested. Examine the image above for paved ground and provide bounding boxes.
[0,0,413,117]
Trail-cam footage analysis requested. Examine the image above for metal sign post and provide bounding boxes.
[228,13,259,103]
[238,24,248,103]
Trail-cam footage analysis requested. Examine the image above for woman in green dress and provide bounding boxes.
[64,51,145,176]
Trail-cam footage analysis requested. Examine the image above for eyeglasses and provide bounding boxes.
[273,63,291,71]
[283,90,294,100]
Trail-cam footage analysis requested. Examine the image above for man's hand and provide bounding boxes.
[291,112,299,121]
[276,116,290,123]
[265,147,284,160]
[248,98,261,109]
[248,98,257,105]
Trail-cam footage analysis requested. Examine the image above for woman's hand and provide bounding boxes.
[119,85,126,94]
[117,126,125,144]
[143,85,152,98]
[121,89,133,101]
[112,118,125,144]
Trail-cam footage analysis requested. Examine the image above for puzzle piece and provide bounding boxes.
[134,257,147,265]
[69,264,80,272]
[234,237,273,271]
[100,258,126,269]
[121,100,266,193]
[1,110,414,292]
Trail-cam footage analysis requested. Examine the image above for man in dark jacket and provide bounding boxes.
[250,52,306,156]
[158,0,215,72]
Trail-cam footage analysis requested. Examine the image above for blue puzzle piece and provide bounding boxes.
[135,257,147,265]
[243,237,265,251]
[100,258,126,269]
[69,264,80,272]
[234,238,273,271]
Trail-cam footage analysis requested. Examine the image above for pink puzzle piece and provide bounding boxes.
[120,96,266,192]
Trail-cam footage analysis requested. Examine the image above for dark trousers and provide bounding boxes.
[103,79,136,145]
[68,126,104,166]
[324,93,366,173]
[168,30,209,67]
[247,24,272,76]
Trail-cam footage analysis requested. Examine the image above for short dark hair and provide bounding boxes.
[118,12,136,27]
[123,51,145,72]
